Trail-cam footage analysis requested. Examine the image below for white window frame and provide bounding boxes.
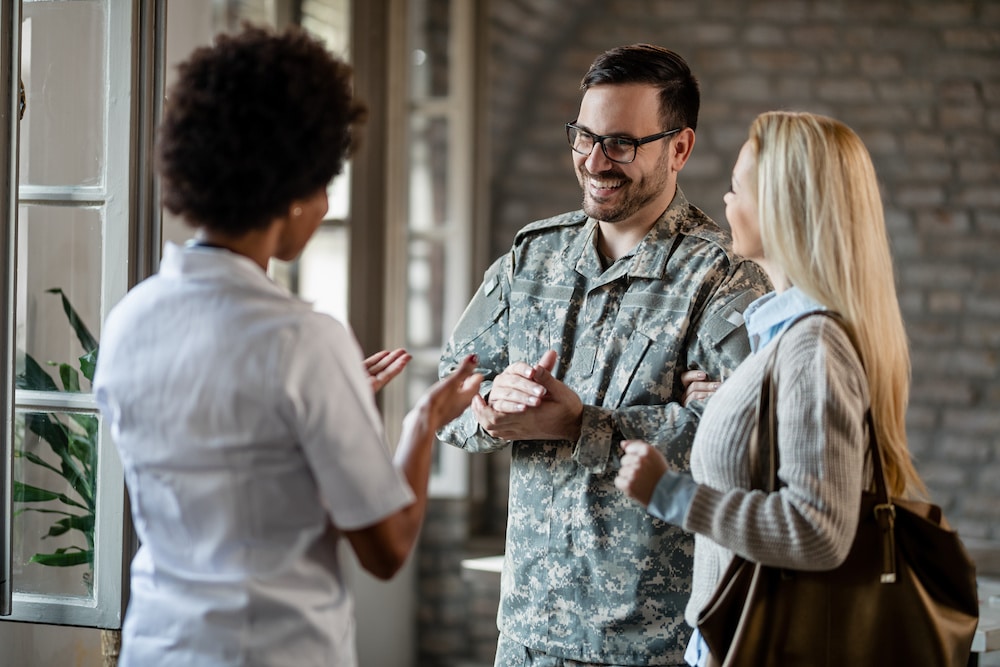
[0,0,155,628]
[380,0,483,499]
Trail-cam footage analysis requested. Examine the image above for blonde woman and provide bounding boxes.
[615,111,923,666]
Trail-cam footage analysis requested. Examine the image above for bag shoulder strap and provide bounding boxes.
[752,310,890,506]
[753,310,902,583]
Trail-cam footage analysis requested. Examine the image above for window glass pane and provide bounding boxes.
[299,2,352,230]
[296,225,350,324]
[257,1,352,320]
[12,409,100,600]
[16,205,103,393]
[301,0,350,57]
[211,0,271,30]
[409,116,449,230]
[409,0,450,98]
[406,238,446,349]
[19,1,106,187]
[326,166,350,222]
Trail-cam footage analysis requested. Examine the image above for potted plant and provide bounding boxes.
[13,288,99,582]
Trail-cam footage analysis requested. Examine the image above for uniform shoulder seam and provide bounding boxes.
[513,210,588,243]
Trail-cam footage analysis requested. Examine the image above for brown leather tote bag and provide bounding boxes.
[697,312,979,667]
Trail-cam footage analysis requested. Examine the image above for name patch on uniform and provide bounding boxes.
[725,309,745,326]
[484,276,499,296]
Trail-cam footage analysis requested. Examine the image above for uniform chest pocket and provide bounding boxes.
[509,278,575,364]
[620,292,692,348]
[448,270,508,354]
[608,292,693,405]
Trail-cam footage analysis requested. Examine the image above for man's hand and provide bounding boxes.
[472,350,583,441]
[614,440,668,507]
[365,348,412,394]
[681,368,721,407]
[485,358,548,413]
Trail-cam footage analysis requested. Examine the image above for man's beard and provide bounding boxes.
[578,154,671,224]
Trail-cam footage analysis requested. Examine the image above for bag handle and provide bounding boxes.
[752,310,898,583]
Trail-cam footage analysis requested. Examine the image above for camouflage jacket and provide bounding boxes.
[438,189,770,665]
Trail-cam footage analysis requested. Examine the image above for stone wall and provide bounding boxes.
[417,1,1000,665]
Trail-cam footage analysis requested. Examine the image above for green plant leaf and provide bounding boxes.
[13,507,77,519]
[15,288,100,570]
[83,412,99,441]
[13,479,89,511]
[44,520,72,538]
[16,508,96,551]
[58,456,94,509]
[16,353,60,393]
[67,429,96,480]
[22,413,93,508]
[23,411,70,453]
[20,449,64,477]
[79,348,98,383]
[42,514,94,539]
[47,288,98,353]
[13,480,61,503]
[66,414,99,479]
[29,548,93,567]
[58,362,81,393]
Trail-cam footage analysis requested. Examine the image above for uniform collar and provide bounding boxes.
[571,186,691,281]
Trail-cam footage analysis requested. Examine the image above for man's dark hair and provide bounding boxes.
[157,24,367,233]
[581,43,700,132]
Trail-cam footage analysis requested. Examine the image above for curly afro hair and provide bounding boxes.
[157,24,367,233]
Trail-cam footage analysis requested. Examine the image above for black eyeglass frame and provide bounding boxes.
[565,122,682,164]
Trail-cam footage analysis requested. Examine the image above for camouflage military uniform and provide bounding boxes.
[438,188,770,666]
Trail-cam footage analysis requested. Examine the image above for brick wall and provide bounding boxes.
[417,1,1000,665]
[487,0,1000,538]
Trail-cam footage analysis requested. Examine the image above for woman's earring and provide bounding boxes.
[292,206,303,217]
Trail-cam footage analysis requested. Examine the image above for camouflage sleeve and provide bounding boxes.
[686,259,770,384]
[574,402,696,474]
[437,255,513,453]
[573,258,771,474]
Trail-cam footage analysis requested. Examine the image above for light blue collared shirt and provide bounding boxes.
[743,286,826,353]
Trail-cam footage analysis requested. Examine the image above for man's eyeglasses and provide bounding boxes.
[565,122,681,165]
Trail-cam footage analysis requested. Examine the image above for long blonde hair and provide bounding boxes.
[747,111,924,498]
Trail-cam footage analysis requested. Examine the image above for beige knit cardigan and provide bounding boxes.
[681,315,870,627]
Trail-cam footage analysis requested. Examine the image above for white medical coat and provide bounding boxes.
[94,243,414,666]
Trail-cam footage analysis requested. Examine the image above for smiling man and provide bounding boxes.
[439,44,770,667]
